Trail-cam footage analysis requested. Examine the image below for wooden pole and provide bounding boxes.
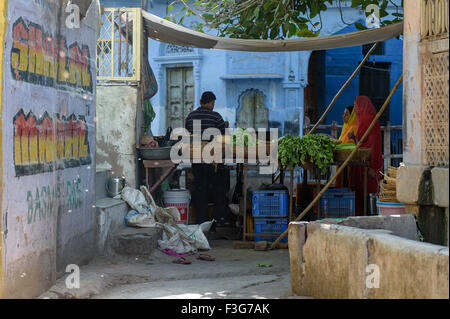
[270,73,403,250]
[309,42,379,135]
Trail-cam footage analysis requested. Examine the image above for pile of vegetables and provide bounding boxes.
[232,128,258,147]
[335,142,356,150]
[278,133,337,174]
[278,135,302,170]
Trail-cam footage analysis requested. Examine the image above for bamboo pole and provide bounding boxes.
[270,73,403,250]
[309,42,379,135]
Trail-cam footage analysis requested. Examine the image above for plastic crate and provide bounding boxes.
[254,217,288,243]
[252,190,289,217]
[320,188,355,218]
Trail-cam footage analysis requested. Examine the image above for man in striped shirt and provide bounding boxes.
[185,92,227,137]
[185,91,229,228]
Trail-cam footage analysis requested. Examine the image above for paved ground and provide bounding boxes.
[38,237,309,299]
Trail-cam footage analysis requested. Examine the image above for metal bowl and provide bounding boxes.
[139,147,172,160]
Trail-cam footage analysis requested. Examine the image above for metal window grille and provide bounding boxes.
[97,8,142,83]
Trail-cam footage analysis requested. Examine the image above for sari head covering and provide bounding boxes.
[354,96,378,141]
[338,106,357,144]
[350,96,383,215]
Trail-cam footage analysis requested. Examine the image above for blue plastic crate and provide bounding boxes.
[254,217,289,243]
[320,188,355,218]
[252,190,289,217]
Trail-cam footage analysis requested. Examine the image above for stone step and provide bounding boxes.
[94,197,129,256]
[112,227,163,256]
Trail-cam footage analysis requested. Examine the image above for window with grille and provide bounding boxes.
[422,51,449,167]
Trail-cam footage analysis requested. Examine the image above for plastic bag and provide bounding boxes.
[177,223,212,250]
[155,220,214,254]
[121,186,152,215]
[124,210,139,226]
[125,209,156,228]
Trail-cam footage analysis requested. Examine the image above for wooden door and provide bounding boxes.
[237,90,268,130]
[166,67,194,130]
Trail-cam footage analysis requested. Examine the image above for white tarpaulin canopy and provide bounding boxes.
[141,10,403,52]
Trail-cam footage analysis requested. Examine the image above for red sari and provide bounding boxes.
[350,96,383,216]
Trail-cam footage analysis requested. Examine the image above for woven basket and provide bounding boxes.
[190,141,231,159]
[381,180,396,192]
[387,166,398,178]
[378,190,398,202]
[333,147,372,162]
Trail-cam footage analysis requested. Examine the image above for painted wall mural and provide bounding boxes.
[10,17,93,93]
[1,0,98,298]
[13,109,92,176]
[26,177,84,225]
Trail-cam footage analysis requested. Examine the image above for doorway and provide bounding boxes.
[304,51,326,125]
[359,62,391,125]
[236,89,268,130]
[166,67,194,130]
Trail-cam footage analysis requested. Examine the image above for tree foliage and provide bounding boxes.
[165,0,403,40]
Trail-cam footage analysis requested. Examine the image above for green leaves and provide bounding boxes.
[233,128,258,147]
[163,0,403,40]
[278,136,302,170]
[298,134,336,174]
[278,134,336,174]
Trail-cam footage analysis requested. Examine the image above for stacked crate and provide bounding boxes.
[252,190,289,243]
[320,188,355,218]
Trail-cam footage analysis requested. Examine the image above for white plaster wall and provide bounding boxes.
[402,0,423,165]
[96,85,140,188]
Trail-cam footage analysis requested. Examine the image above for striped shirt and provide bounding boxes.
[185,106,226,137]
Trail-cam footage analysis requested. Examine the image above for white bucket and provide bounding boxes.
[163,189,191,224]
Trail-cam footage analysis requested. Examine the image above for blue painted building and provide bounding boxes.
[99,0,403,138]
[316,23,403,126]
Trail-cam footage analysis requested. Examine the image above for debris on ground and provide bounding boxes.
[120,185,214,255]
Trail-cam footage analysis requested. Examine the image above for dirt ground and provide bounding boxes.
[38,235,309,299]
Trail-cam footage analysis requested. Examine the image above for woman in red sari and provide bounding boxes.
[350,96,383,216]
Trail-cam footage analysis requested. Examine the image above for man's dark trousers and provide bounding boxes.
[192,163,227,224]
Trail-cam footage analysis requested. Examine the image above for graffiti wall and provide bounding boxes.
[1,0,98,298]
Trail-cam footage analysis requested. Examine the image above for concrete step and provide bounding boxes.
[95,169,110,200]
[94,197,129,256]
[112,227,163,256]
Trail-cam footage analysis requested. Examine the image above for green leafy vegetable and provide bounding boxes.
[335,143,356,150]
[278,134,336,173]
[278,135,302,170]
[298,134,336,174]
[233,128,258,147]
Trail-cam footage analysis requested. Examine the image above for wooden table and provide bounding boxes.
[142,159,179,193]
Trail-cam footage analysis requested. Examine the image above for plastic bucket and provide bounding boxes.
[163,189,191,224]
[376,201,406,216]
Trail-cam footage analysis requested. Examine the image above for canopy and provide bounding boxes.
[141,10,403,52]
